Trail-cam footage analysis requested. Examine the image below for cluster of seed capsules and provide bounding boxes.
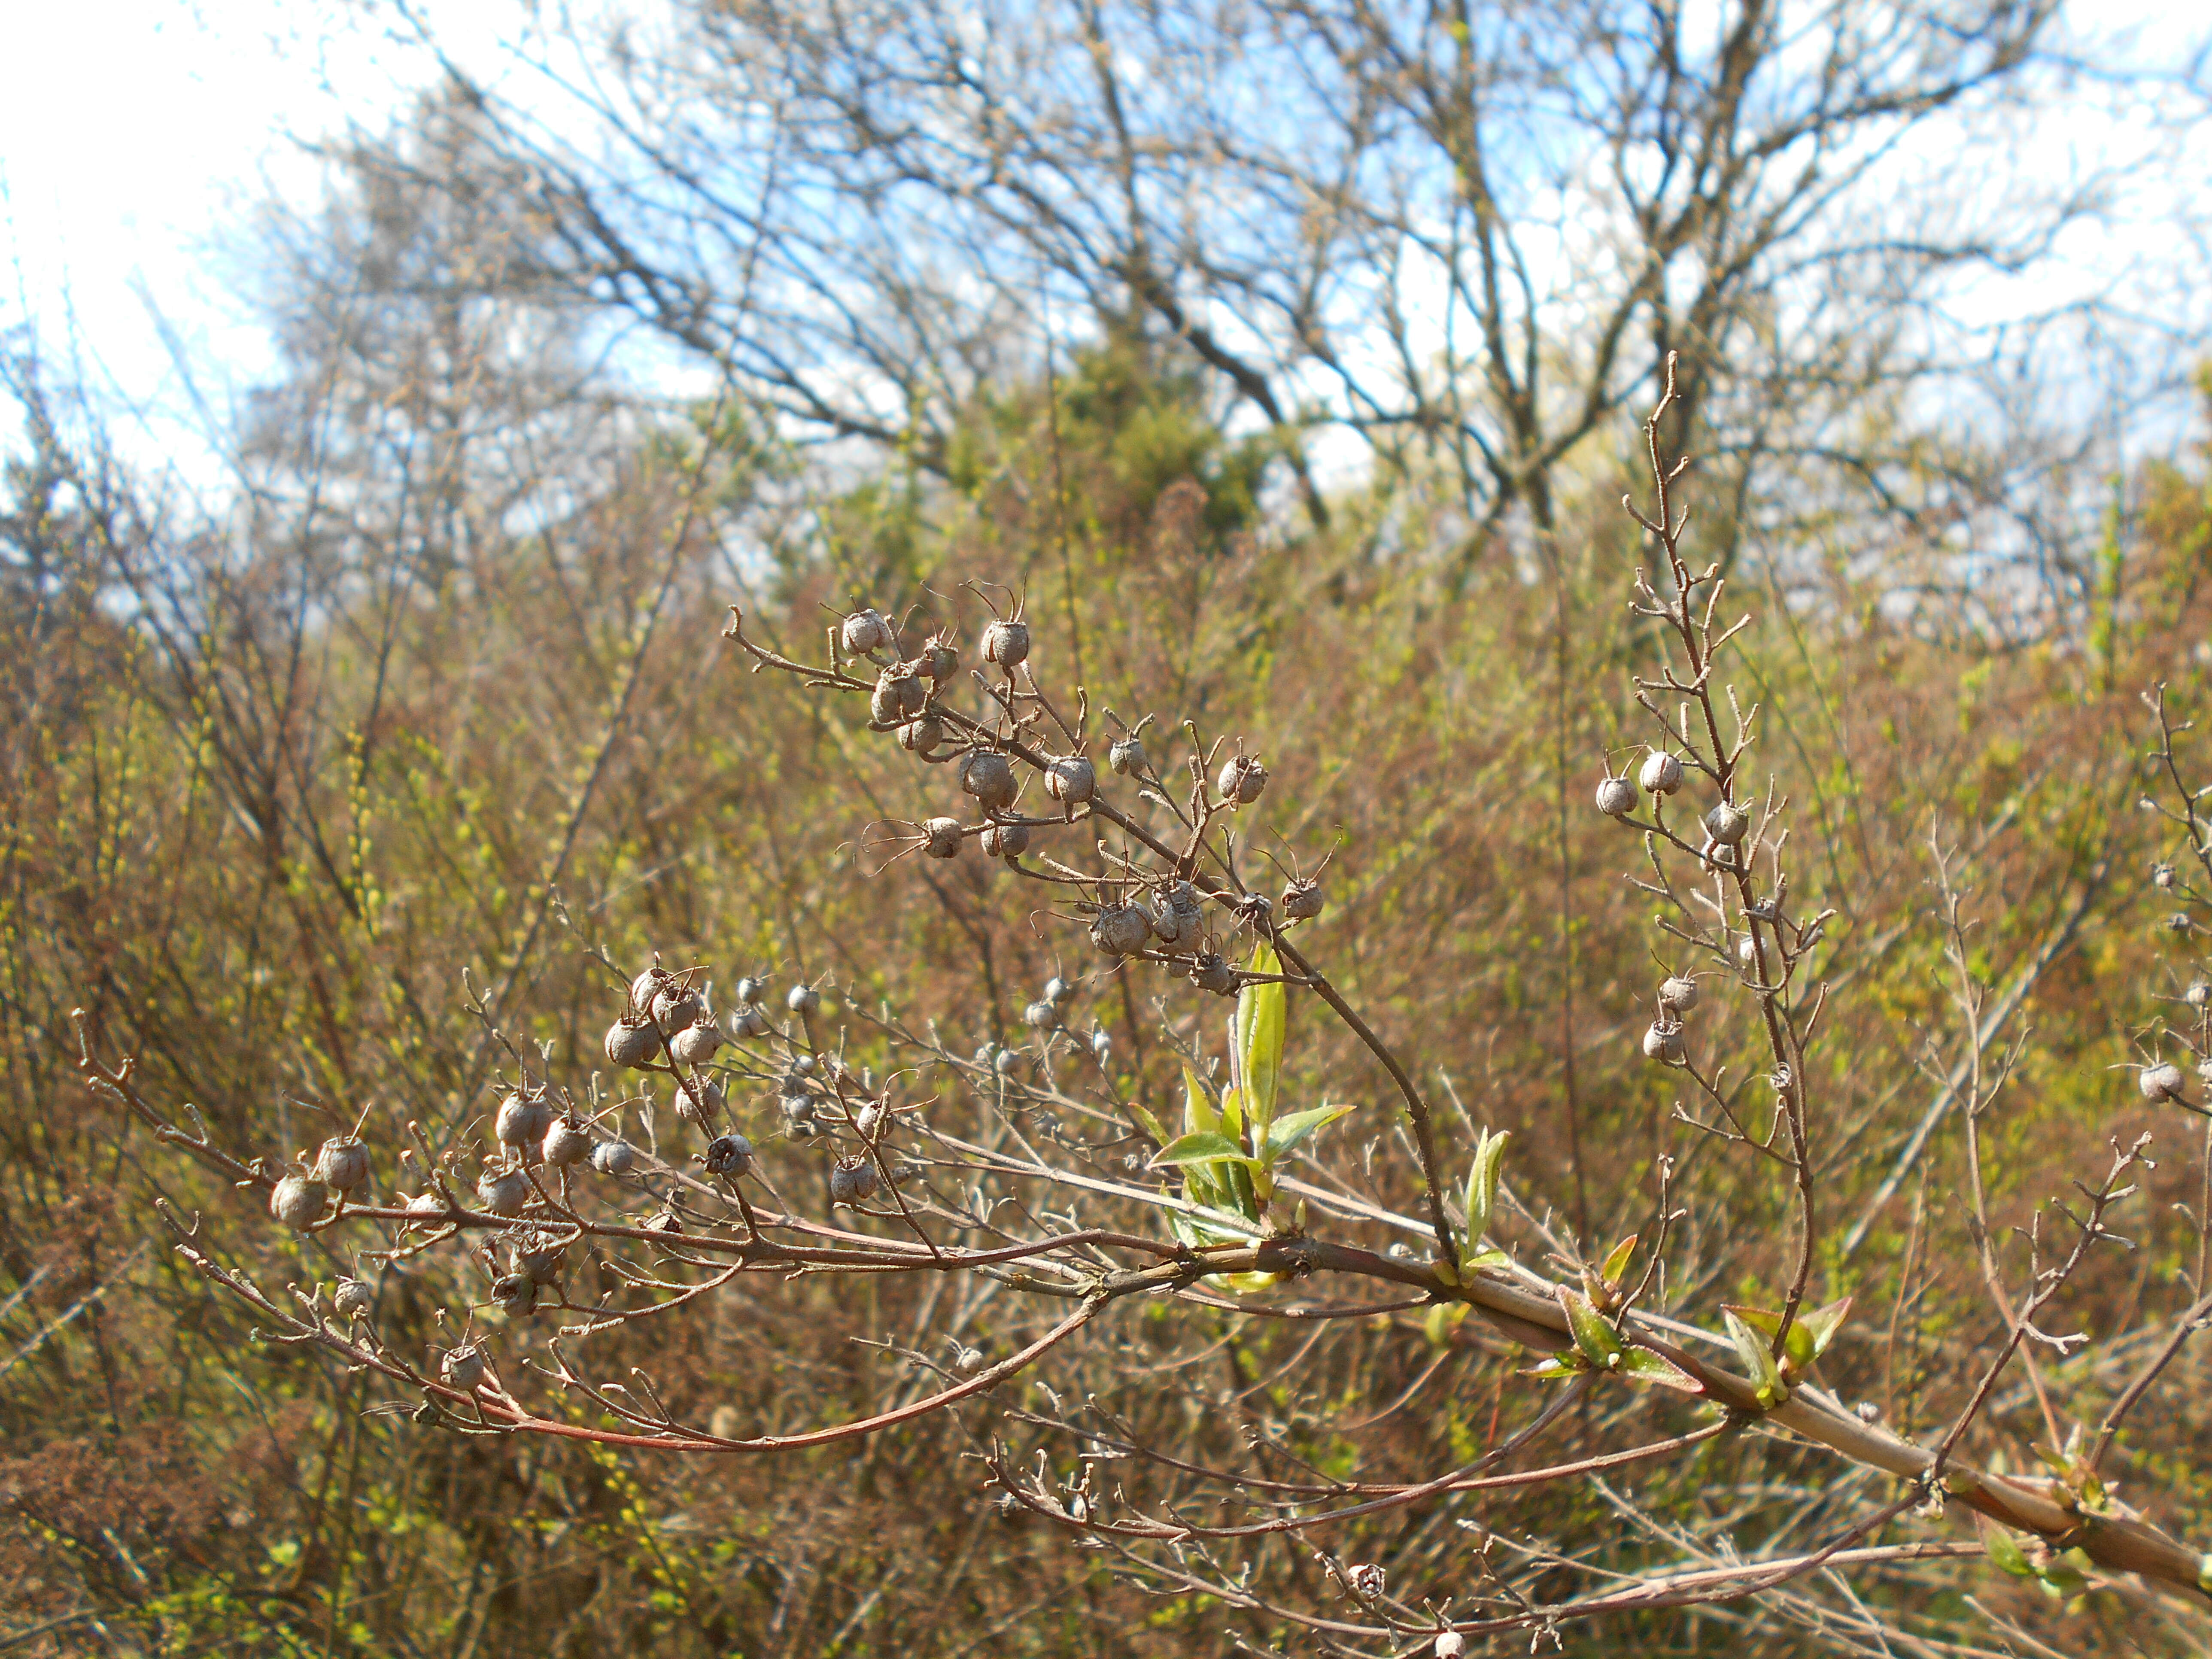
[2138,858,2212,1111]
[1590,747,1762,1068]
[832,600,1327,993]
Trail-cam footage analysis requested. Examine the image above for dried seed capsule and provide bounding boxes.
[1091,903,1154,957]
[871,666,927,725]
[2153,862,2177,889]
[922,816,964,859]
[314,1136,371,1193]
[1737,935,1759,969]
[1152,881,1204,947]
[1282,879,1325,921]
[1348,1563,1385,1600]
[899,716,945,755]
[491,1273,535,1316]
[792,1054,817,1075]
[332,1278,374,1320]
[1705,800,1750,846]
[982,618,1030,668]
[734,1006,772,1039]
[269,1173,327,1230]
[2168,912,2194,935]
[542,1115,592,1166]
[651,983,704,1030]
[1595,775,1638,817]
[734,977,763,1007]
[1189,951,1237,996]
[589,1139,637,1177]
[841,608,893,656]
[1109,734,1147,777]
[786,1115,822,1141]
[703,1133,755,1177]
[512,1234,566,1285]
[629,966,665,1015]
[1217,754,1268,805]
[829,1158,882,1205]
[1434,1635,1467,1659]
[1638,750,1684,796]
[442,1344,487,1392]
[980,821,1030,860]
[1044,975,1075,1006]
[787,983,822,1017]
[779,1086,816,1121]
[1023,1000,1057,1029]
[675,1077,723,1129]
[495,1091,552,1150]
[644,1209,684,1235]
[2189,982,2212,1010]
[994,1048,1018,1074]
[922,634,960,682]
[1044,756,1095,810]
[476,1165,531,1216]
[605,1018,659,1069]
[1090,1027,1112,1062]
[2139,1061,2186,1102]
[959,750,1018,814]
[671,1018,724,1066]
[406,1190,446,1221]
[1657,975,1700,1012]
[1642,1022,1685,1064]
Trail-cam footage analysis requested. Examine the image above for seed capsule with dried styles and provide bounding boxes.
[1595,775,1638,817]
[829,1158,882,1204]
[703,1133,755,1177]
[1152,882,1204,947]
[1282,880,1324,921]
[1109,734,1147,777]
[1657,975,1700,1012]
[1638,750,1683,795]
[2140,1061,2187,1102]
[629,966,665,1014]
[871,666,927,726]
[495,1091,552,1150]
[543,1116,591,1167]
[332,1278,374,1320]
[922,817,964,859]
[270,1174,327,1230]
[492,1273,535,1316]
[1024,1000,1056,1029]
[1091,903,1154,957]
[2154,862,2177,889]
[1044,756,1095,811]
[980,821,1030,860]
[1642,1022,1685,1064]
[983,619,1030,668]
[734,977,763,1006]
[787,983,822,1017]
[2189,982,2212,1010]
[513,1234,567,1285]
[841,608,893,656]
[1217,754,1268,805]
[1189,951,1237,997]
[1045,975,1076,1006]
[651,982,704,1030]
[1705,800,1750,847]
[1433,1635,1466,1659]
[1090,1027,1112,1062]
[589,1139,637,1177]
[477,1165,531,1216]
[922,634,960,682]
[959,750,1018,814]
[314,1136,371,1193]
[671,1018,724,1066]
[899,716,945,755]
[1348,1563,1385,1600]
[605,1018,659,1069]
[734,1006,772,1039]
[675,1076,725,1128]
[442,1345,487,1392]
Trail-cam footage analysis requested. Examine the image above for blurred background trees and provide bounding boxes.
[2,0,2210,1651]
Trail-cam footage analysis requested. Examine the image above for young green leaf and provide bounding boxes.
[1236,939,1286,1135]
[1557,1287,1624,1370]
[1723,1308,1789,1407]
[1125,1100,1172,1151]
[1261,1103,1351,1166]
[1982,1525,2036,1578]
[1618,1347,1703,1394]
[1523,1353,1589,1381]
[1797,1295,1852,1361]
[1219,1086,1246,1152]
[1600,1233,1639,1286]
[1464,1129,1510,1235]
[1182,1064,1221,1138]
[1151,1131,1259,1169]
